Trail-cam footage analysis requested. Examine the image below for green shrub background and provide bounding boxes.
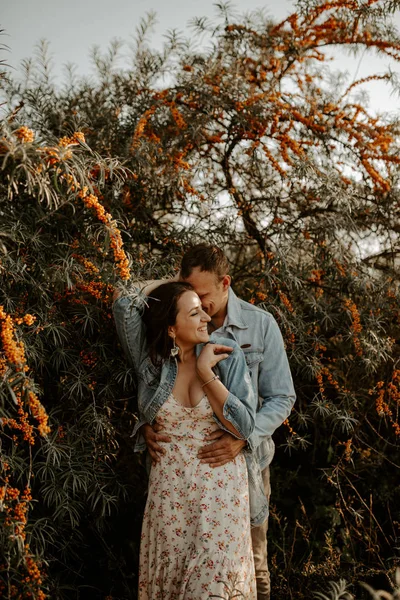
[1,2,400,598]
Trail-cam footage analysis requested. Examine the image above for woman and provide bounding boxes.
[113,281,257,599]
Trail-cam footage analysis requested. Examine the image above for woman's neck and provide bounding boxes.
[177,344,196,364]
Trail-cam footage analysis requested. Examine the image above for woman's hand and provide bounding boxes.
[196,343,233,381]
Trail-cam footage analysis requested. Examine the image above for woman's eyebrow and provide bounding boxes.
[188,305,202,313]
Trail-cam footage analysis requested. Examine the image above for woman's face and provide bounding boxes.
[170,290,211,348]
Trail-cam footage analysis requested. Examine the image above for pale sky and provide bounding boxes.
[3,0,400,115]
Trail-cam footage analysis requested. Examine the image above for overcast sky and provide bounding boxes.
[3,0,400,114]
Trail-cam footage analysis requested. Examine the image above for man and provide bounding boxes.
[129,245,296,600]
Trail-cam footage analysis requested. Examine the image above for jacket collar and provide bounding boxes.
[225,287,248,330]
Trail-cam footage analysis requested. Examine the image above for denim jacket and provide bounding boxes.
[113,288,269,526]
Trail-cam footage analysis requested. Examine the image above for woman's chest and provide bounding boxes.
[172,366,204,408]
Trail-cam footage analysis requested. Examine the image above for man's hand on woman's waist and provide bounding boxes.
[197,430,246,468]
[141,423,171,465]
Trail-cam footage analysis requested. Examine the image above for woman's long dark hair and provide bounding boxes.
[142,281,194,364]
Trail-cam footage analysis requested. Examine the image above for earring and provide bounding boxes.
[170,335,179,358]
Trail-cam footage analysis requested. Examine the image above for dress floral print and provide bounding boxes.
[138,393,256,599]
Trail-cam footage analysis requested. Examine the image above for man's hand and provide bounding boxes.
[197,430,247,468]
[141,423,171,464]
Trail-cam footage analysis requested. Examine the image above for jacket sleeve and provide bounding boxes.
[113,290,154,448]
[247,314,296,451]
[213,340,256,440]
[112,289,149,373]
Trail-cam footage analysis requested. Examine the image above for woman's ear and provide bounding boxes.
[168,327,176,339]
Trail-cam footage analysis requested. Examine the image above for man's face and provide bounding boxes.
[182,267,231,320]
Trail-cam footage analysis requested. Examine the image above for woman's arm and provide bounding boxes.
[113,277,177,304]
[113,288,172,461]
[138,278,176,295]
[196,343,255,439]
[113,289,149,372]
[113,274,178,366]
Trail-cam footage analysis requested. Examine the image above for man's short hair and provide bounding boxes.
[180,245,229,280]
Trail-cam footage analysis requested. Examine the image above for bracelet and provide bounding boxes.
[201,375,220,388]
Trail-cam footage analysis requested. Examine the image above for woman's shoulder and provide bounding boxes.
[208,336,239,348]
[208,337,243,359]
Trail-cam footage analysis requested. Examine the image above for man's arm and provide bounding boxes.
[247,313,296,451]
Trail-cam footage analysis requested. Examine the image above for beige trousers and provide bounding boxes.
[250,466,271,600]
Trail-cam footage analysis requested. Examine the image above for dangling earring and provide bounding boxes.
[170,335,179,358]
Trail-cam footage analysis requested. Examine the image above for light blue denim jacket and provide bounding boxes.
[113,288,269,526]
[211,288,296,470]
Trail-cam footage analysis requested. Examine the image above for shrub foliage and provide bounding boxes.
[1,0,400,597]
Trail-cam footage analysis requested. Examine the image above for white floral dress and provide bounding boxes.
[138,393,256,600]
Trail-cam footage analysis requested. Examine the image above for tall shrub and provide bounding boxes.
[1,0,400,597]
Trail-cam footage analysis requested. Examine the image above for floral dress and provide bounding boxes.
[138,393,256,600]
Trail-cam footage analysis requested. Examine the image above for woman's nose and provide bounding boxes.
[201,311,211,322]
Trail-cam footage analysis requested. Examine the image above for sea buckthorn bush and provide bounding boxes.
[1,0,400,597]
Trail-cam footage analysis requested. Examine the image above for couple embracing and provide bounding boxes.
[113,245,296,599]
